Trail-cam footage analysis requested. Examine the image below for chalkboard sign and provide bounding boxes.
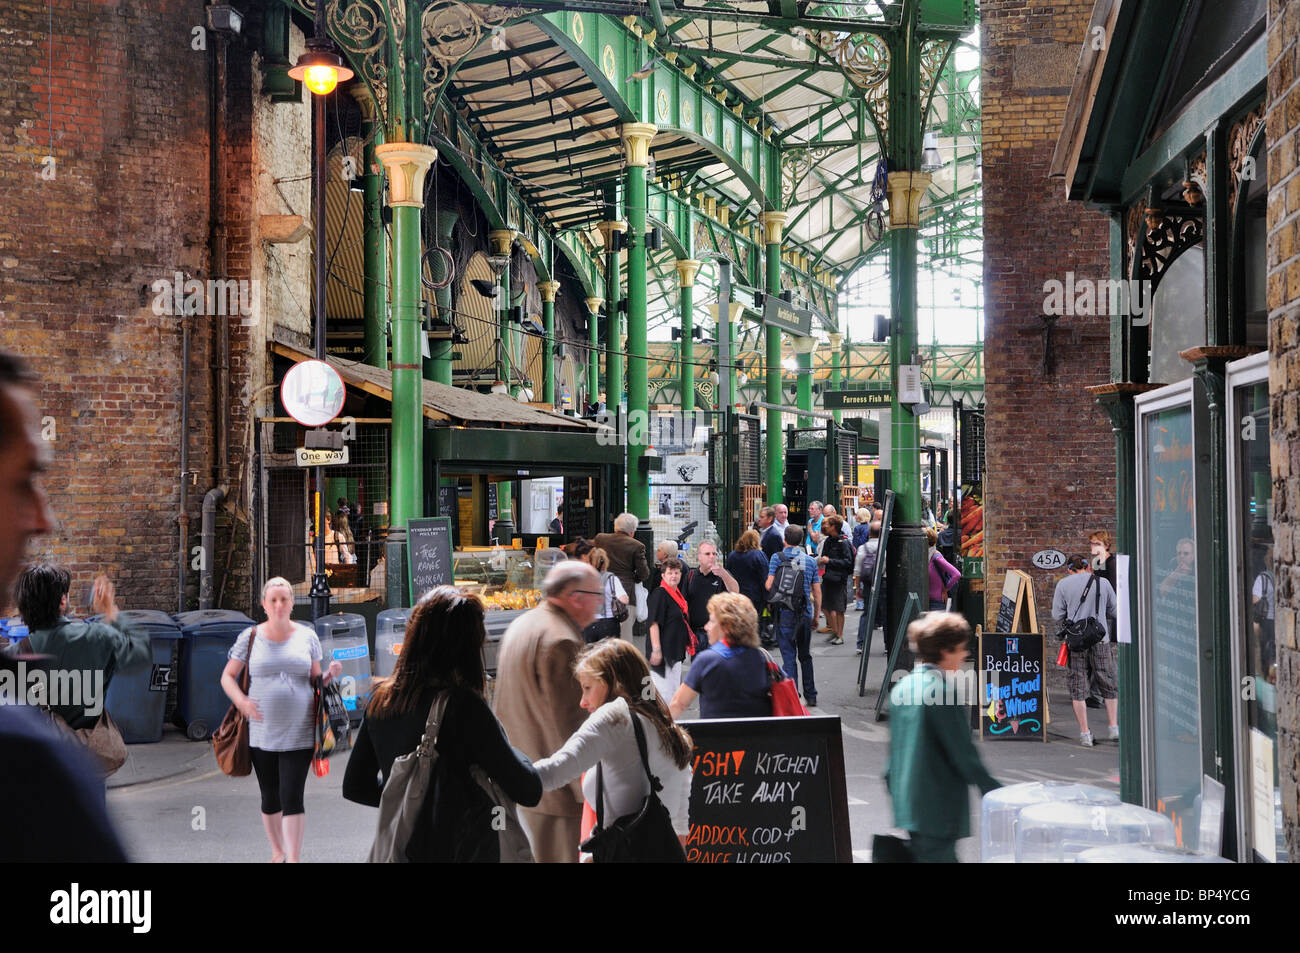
[438,484,456,520]
[681,716,852,864]
[978,630,1046,741]
[407,517,454,602]
[488,481,498,521]
[994,572,1021,632]
[564,475,592,542]
[994,570,1038,633]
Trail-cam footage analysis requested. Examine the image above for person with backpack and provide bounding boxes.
[853,521,882,655]
[765,524,821,708]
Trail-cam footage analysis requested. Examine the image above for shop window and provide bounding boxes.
[1227,354,1285,861]
[1149,247,1205,384]
[1137,390,1201,848]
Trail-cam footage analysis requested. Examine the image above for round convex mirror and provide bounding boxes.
[281,359,346,426]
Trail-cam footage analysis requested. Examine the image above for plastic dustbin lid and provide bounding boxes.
[173,609,255,633]
[313,612,366,635]
[117,609,184,631]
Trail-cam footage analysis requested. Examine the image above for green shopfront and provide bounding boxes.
[1053,0,1284,860]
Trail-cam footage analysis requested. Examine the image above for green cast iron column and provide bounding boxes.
[488,230,515,541]
[539,280,560,406]
[599,203,625,410]
[829,333,842,424]
[1192,352,1245,858]
[760,211,789,502]
[883,6,930,638]
[355,87,387,371]
[375,143,436,606]
[489,230,515,391]
[587,296,602,406]
[676,259,701,415]
[425,208,457,385]
[623,122,656,518]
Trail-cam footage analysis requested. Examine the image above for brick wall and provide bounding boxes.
[0,0,285,616]
[1266,0,1300,864]
[981,2,1115,648]
[0,0,215,613]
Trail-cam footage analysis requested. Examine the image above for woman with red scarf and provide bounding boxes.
[645,557,697,700]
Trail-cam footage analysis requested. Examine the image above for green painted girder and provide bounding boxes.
[430,101,605,298]
[465,82,604,119]
[647,0,972,36]
[535,10,783,209]
[486,100,612,139]
[455,59,581,95]
[778,98,854,143]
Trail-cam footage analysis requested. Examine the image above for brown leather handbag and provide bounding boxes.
[212,626,257,777]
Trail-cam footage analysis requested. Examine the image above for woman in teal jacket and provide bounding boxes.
[884,612,1000,862]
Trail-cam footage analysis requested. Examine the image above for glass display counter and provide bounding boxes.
[452,545,568,676]
[452,544,566,611]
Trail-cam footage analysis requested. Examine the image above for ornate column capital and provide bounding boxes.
[675,258,702,287]
[351,83,381,125]
[886,171,932,228]
[488,229,517,256]
[758,210,790,245]
[621,122,658,167]
[828,332,843,348]
[596,220,627,248]
[374,143,437,208]
[791,334,817,355]
[585,296,604,315]
[538,280,561,303]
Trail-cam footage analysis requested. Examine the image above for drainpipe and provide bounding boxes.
[178,315,191,613]
[199,485,228,609]
[200,17,232,610]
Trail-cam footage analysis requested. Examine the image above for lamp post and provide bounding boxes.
[288,6,352,622]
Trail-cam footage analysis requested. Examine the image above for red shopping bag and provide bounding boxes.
[764,653,809,717]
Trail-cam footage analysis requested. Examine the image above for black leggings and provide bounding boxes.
[249,747,313,817]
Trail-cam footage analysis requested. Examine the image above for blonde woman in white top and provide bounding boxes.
[533,639,694,853]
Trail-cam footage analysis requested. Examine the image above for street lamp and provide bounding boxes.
[291,6,353,622]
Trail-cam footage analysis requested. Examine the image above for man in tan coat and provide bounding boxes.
[493,559,603,862]
[594,511,650,641]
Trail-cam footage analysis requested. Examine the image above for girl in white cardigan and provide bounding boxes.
[533,639,694,848]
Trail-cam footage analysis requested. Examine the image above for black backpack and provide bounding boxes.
[768,552,806,613]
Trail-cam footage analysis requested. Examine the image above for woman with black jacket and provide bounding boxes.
[342,586,541,862]
[816,515,855,646]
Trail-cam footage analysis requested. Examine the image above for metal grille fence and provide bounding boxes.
[260,420,391,593]
[646,411,722,565]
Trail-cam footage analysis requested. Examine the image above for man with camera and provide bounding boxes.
[1051,554,1117,747]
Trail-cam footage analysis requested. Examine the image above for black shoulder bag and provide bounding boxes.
[579,711,686,863]
[1061,575,1107,652]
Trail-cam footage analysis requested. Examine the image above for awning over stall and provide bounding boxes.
[272,329,602,431]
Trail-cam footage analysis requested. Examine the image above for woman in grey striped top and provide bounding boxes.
[221,577,341,862]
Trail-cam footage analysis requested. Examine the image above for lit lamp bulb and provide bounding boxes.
[288,40,354,97]
[303,65,342,95]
